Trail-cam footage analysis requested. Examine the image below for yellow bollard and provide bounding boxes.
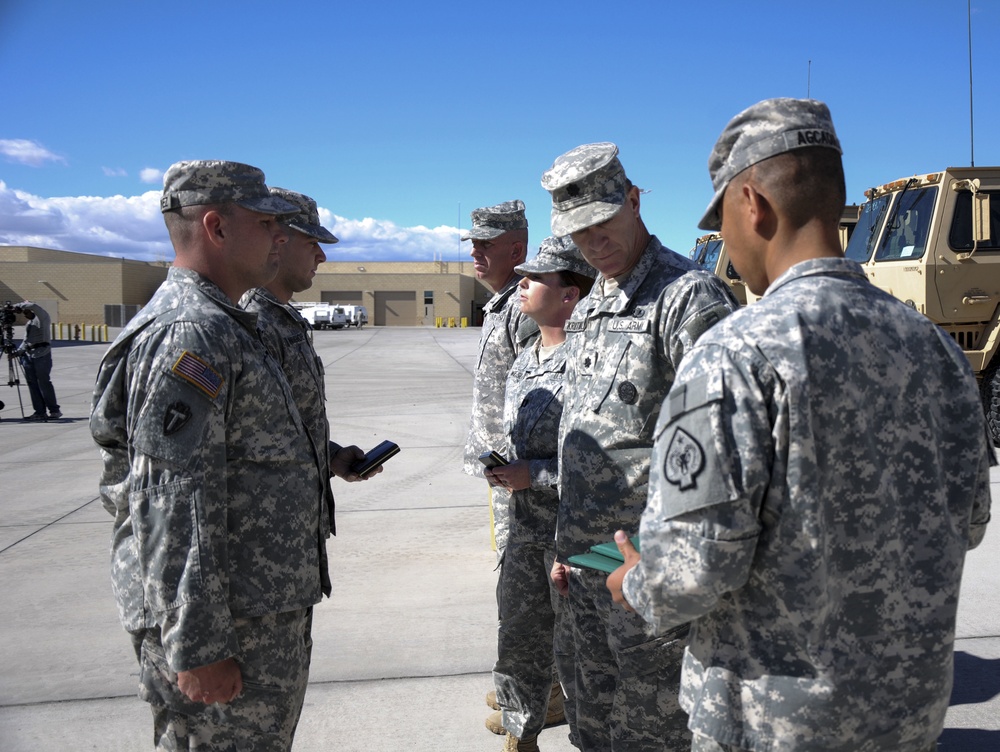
[461,317,468,328]
[448,317,456,328]
[435,317,442,328]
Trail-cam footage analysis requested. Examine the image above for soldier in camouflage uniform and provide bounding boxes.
[241,188,376,569]
[463,199,537,556]
[91,161,328,751]
[542,142,738,751]
[610,98,995,752]
[485,237,596,752]
[460,201,563,735]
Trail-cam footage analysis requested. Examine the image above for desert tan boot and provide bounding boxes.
[502,732,540,752]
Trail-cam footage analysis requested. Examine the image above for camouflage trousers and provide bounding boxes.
[494,542,575,738]
[491,484,512,558]
[567,568,691,751]
[132,607,314,752]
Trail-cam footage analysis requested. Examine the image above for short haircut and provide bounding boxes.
[507,228,529,263]
[740,147,846,229]
[558,269,596,298]
[163,203,232,246]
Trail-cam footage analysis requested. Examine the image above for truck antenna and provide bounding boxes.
[968,0,976,166]
[807,60,811,98]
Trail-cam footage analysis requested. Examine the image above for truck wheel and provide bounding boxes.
[980,357,1000,445]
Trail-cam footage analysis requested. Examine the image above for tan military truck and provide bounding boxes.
[843,167,1000,440]
[688,205,860,307]
[687,232,747,304]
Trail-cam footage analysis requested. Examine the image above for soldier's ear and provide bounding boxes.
[627,185,641,218]
[745,183,776,237]
[202,209,227,247]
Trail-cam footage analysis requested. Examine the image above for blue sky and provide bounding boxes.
[1,0,998,263]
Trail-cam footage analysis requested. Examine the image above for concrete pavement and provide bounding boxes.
[0,326,997,751]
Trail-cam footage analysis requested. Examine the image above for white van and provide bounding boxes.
[340,305,369,328]
[329,306,349,330]
[296,305,328,329]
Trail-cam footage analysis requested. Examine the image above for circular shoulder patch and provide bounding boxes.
[617,380,638,404]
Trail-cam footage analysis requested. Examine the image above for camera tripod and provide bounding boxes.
[1,339,26,421]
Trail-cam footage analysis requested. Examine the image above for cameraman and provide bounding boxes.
[15,301,61,420]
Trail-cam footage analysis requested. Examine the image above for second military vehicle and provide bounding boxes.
[843,167,1000,441]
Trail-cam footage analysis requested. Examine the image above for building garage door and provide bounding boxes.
[374,291,417,326]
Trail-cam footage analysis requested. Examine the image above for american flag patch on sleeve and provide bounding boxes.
[171,351,224,398]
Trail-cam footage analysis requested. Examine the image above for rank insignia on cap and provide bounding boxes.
[664,428,704,490]
[163,401,192,435]
[171,351,223,399]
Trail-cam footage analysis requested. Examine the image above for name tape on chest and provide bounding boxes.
[609,318,650,333]
[171,351,223,399]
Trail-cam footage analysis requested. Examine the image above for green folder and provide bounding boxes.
[567,536,640,574]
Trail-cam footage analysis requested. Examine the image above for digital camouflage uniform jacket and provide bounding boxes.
[503,341,566,544]
[624,258,994,752]
[242,288,337,551]
[556,236,737,562]
[463,276,538,476]
[91,268,327,672]
[464,276,538,554]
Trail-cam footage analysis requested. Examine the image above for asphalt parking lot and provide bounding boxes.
[0,326,997,751]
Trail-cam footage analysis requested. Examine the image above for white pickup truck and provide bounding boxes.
[296,304,347,330]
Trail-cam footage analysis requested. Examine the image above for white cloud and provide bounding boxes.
[320,209,463,261]
[0,181,463,263]
[0,139,65,167]
[102,167,128,177]
[0,181,171,261]
[139,168,163,184]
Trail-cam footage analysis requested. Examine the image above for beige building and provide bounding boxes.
[0,246,495,328]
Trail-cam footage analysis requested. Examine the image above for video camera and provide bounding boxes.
[1,302,22,354]
[0,301,21,327]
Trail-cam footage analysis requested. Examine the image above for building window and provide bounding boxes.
[424,290,434,305]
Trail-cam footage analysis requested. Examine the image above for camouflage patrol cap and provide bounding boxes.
[699,98,842,231]
[269,187,339,244]
[460,199,528,241]
[541,142,628,236]
[159,160,298,215]
[515,235,596,279]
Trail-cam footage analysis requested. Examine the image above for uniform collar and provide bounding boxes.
[588,235,663,314]
[764,257,868,297]
[484,275,522,314]
[168,267,260,328]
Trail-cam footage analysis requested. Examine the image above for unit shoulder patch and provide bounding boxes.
[664,427,705,490]
[163,401,192,435]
